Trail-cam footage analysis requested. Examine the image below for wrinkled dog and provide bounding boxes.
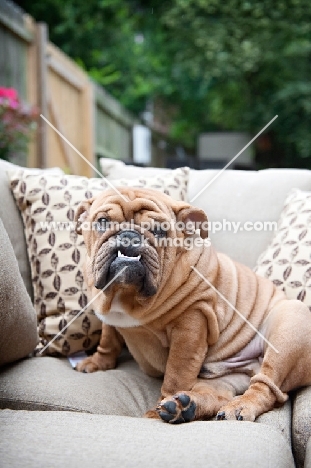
[75,187,311,424]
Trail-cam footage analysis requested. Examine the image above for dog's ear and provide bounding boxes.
[173,203,208,239]
[75,198,95,235]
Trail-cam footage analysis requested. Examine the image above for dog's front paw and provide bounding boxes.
[75,352,116,373]
[216,398,256,422]
[157,393,197,424]
[75,356,101,373]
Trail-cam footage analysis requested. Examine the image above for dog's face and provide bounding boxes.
[75,188,208,309]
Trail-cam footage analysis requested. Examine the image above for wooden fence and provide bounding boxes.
[0,0,168,174]
[94,84,136,163]
[44,40,94,176]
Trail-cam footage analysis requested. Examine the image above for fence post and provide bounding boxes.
[36,22,48,168]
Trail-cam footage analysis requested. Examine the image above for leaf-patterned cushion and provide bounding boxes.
[254,189,311,310]
[9,167,189,356]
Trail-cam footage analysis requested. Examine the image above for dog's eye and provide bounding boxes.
[151,227,166,238]
[96,217,109,232]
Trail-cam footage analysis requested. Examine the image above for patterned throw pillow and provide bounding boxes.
[10,167,189,356]
[108,167,189,201]
[254,189,311,311]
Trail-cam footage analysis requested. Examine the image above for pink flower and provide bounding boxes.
[0,87,37,160]
[0,87,19,101]
[8,100,19,109]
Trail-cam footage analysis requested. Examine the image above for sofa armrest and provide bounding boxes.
[0,219,38,366]
[0,159,34,299]
[292,386,311,468]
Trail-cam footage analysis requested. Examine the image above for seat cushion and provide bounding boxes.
[257,400,292,447]
[0,355,162,417]
[0,219,38,366]
[292,386,311,468]
[0,410,295,468]
[0,354,291,445]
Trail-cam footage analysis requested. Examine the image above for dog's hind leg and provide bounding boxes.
[154,374,249,423]
[216,299,311,421]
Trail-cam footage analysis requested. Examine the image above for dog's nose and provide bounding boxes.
[116,230,142,254]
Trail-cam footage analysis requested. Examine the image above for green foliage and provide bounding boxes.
[162,0,311,165]
[22,0,172,114]
[17,0,311,167]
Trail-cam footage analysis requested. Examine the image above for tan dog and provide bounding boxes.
[75,187,311,423]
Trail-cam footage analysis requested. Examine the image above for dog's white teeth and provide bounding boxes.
[117,251,141,261]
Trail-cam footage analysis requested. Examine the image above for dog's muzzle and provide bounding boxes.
[116,230,142,260]
[94,230,146,290]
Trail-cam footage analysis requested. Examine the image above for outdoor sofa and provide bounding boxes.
[1,157,311,468]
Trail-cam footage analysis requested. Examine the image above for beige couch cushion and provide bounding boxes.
[99,159,189,200]
[105,165,311,268]
[0,410,295,468]
[0,219,38,366]
[0,354,162,416]
[0,353,291,445]
[184,168,311,268]
[106,165,189,201]
[292,386,311,468]
[99,160,171,180]
[257,400,292,447]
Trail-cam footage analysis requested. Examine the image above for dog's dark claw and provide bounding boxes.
[216,411,227,420]
[237,414,243,421]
